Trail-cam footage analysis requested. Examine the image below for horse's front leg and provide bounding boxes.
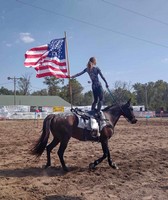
[107,147,118,170]
[104,139,118,169]
[89,138,118,170]
[89,139,109,169]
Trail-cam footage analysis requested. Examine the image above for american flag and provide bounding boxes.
[24,38,69,78]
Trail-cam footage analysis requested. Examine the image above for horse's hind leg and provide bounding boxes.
[45,138,60,168]
[57,137,70,172]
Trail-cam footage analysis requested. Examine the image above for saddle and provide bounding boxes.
[70,107,107,132]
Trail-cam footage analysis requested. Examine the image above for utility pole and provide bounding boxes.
[7,76,22,105]
[145,84,148,111]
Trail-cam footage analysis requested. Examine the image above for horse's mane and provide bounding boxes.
[103,101,131,112]
[102,104,117,111]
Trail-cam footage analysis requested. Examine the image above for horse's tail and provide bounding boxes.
[31,114,55,157]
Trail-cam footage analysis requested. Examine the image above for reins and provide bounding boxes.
[106,87,132,123]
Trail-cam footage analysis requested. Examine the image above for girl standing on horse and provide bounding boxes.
[71,57,109,116]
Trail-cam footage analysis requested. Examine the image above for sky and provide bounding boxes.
[1,0,168,93]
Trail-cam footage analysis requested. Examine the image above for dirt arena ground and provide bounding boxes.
[0,117,168,200]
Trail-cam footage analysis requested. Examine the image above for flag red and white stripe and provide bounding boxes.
[24,38,69,78]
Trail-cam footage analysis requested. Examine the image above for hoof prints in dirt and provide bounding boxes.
[0,119,168,200]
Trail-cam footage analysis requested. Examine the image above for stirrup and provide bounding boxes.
[91,130,99,138]
[94,111,101,118]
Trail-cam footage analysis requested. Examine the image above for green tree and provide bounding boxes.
[43,77,64,95]
[104,89,114,105]
[133,80,168,111]
[59,85,69,102]
[83,90,93,106]
[65,79,84,106]
[133,83,145,105]
[0,87,13,95]
[59,79,84,105]
[112,81,136,104]
[31,89,48,96]
[150,80,168,111]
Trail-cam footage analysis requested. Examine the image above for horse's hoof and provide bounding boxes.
[44,164,51,169]
[111,162,119,170]
[63,166,69,172]
[89,163,96,170]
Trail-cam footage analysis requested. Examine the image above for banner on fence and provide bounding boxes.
[30,106,42,112]
[53,106,64,112]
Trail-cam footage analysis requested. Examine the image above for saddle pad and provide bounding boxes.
[76,115,92,131]
[76,111,107,131]
[99,111,107,131]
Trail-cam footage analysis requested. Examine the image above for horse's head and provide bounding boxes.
[121,99,137,124]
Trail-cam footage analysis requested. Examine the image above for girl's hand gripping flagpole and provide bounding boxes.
[64,32,73,108]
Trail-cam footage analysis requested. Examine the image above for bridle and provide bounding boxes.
[106,87,135,123]
[120,104,135,123]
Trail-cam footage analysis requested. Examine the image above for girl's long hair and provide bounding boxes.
[87,57,95,71]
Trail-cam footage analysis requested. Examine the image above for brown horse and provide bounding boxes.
[31,99,137,171]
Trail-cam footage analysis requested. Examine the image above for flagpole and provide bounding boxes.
[64,32,73,108]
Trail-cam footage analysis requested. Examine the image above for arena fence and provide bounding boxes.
[0,105,156,120]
